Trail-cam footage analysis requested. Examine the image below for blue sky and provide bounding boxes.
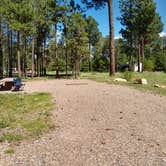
[86,0,166,37]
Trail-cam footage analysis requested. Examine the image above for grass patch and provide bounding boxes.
[22,119,49,137]
[0,93,54,142]
[0,133,23,142]
[4,149,14,154]
[81,72,166,95]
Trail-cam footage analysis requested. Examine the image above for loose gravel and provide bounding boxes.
[0,79,166,166]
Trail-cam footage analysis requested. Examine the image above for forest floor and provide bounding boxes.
[0,79,166,166]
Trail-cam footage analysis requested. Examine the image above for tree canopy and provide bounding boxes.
[0,0,165,79]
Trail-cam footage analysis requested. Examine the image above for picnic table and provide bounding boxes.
[0,78,25,91]
[0,78,14,91]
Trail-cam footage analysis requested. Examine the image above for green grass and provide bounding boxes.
[80,72,166,95]
[4,149,14,154]
[0,133,23,142]
[0,93,54,142]
[22,119,49,136]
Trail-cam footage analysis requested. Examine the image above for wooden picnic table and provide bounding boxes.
[0,78,14,91]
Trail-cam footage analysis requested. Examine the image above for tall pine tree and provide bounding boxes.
[82,0,116,75]
[119,0,163,72]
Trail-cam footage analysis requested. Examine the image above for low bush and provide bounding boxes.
[123,69,134,81]
[144,59,155,71]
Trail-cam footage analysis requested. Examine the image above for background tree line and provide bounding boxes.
[0,0,165,79]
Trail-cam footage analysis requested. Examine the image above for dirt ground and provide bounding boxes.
[0,79,166,166]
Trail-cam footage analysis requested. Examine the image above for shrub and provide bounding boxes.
[144,59,154,71]
[154,53,166,72]
[81,58,89,72]
[0,119,9,129]
[123,69,133,81]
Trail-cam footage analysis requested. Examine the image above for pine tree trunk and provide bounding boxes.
[8,26,12,77]
[0,17,3,79]
[43,39,47,76]
[129,36,134,71]
[141,38,144,72]
[31,34,35,78]
[115,50,118,72]
[24,36,27,78]
[55,48,59,78]
[54,0,59,79]
[88,42,91,72]
[108,0,115,76]
[41,42,44,76]
[55,24,59,78]
[65,46,68,78]
[64,24,68,78]
[138,42,141,73]
[71,48,74,77]
[129,53,133,71]
[38,38,42,77]
[76,60,80,77]
[129,0,133,71]
[39,44,42,76]
[17,31,21,78]
[10,30,13,76]
[36,36,39,76]
[74,61,77,79]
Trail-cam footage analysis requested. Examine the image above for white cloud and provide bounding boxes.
[159,32,166,37]
[114,35,122,39]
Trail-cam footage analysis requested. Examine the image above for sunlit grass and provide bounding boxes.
[0,133,23,143]
[4,149,14,154]
[81,72,166,95]
[0,93,54,142]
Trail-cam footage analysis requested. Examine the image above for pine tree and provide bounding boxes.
[66,12,89,78]
[1,0,34,77]
[82,0,116,75]
[86,16,101,72]
[119,0,163,72]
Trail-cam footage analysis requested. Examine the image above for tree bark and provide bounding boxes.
[71,48,74,76]
[0,17,3,79]
[40,43,43,76]
[88,42,92,72]
[10,30,13,76]
[108,0,115,76]
[8,26,12,77]
[76,59,80,77]
[43,39,47,76]
[24,36,27,78]
[55,24,59,78]
[55,47,59,78]
[65,46,68,78]
[129,0,133,71]
[36,35,40,76]
[74,61,77,79]
[17,31,21,78]
[31,34,35,78]
[138,42,141,72]
[141,38,144,72]
[129,34,134,71]
[64,23,68,78]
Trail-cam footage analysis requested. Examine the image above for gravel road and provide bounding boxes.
[0,79,166,166]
